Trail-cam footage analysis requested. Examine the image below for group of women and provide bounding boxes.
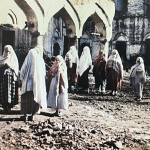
[0,45,68,121]
[66,46,146,101]
[93,49,146,100]
[0,45,147,121]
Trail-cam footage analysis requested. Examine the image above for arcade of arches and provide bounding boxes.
[0,0,115,65]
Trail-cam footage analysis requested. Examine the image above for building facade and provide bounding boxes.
[0,0,115,67]
[112,0,150,65]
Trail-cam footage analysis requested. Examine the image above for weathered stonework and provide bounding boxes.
[0,0,115,64]
[112,0,150,65]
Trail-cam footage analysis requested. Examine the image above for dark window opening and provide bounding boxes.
[115,0,128,13]
[145,39,150,65]
[2,30,15,53]
[115,41,127,62]
[53,43,60,56]
[145,1,150,18]
[82,17,95,35]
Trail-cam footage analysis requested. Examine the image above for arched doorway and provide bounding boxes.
[53,43,60,56]
[80,12,106,60]
[145,39,150,65]
[115,35,127,61]
[116,41,126,60]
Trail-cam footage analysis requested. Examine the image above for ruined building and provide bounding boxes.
[0,0,115,67]
[112,0,150,65]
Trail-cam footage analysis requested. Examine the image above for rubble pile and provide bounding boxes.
[0,117,150,150]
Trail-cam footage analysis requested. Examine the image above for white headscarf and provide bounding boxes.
[78,46,92,76]
[56,55,68,93]
[106,49,123,79]
[0,45,19,81]
[130,57,146,82]
[20,46,47,110]
[68,46,79,64]
[65,46,79,73]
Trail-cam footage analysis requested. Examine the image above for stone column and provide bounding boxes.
[75,37,80,52]
[31,35,37,48]
[104,41,109,59]
[37,35,44,57]
[126,41,130,60]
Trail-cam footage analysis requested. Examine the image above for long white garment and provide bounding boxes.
[65,46,79,64]
[130,57,146,84]
[47,75,68,109]
[20,48,47,110]
[78,46,92,76]
[0,45,19,81]
[47,55,68,110]
[130,57,146,98]
[65,46,79,73]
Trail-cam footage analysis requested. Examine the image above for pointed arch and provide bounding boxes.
[114,33,128,41]
[143,32,150,41]
[80,4,112,40]
[9,9,18,25]
[14,0,42,35]
[43,0,80,37]
[54,7,76,37]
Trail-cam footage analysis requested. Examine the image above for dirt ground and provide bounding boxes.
[0,65,150,150]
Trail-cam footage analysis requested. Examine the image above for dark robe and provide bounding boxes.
[93,58,106,88]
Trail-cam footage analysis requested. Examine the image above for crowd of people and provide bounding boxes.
[0,45,147,121]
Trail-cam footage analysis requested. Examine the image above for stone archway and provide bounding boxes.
[80,12,105,60]
[143,34,150,65]
[113,33,129,60]
[49,7,77,56]
[14,0,39,35]
[56,7,76,38]
[116,36,127,61]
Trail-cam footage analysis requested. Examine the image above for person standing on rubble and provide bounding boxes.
[129,57,146,100]
[20,45,47,121]
[47,55,68,117]
[106,49,123,96]
[77,46,92,93]
[65,46,79,92]
[0,45,19,112]
[93,50,106,94]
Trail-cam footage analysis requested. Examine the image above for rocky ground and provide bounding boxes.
[0,66,150,150]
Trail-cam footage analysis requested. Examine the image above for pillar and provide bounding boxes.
[104,41,109,59]
[126,41,130,60]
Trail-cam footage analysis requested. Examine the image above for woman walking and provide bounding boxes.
[65,46,79,91]
[93,50,106,93]
[47,55,68,117]
[20,45,47,121]
[77,46,92,93]
[106,49,123,96]
[130,57,146,100]
[0,45,19,112]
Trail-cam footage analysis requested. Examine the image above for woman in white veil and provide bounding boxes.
[77,46,92,93]
[130,57,146,100]
[0,45,19,112]
[106,49,123,95]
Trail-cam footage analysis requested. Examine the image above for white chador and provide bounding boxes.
[47,55,68,110]
[130,57,146,100]
[20,47,47,110]
[78,46,92,76]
